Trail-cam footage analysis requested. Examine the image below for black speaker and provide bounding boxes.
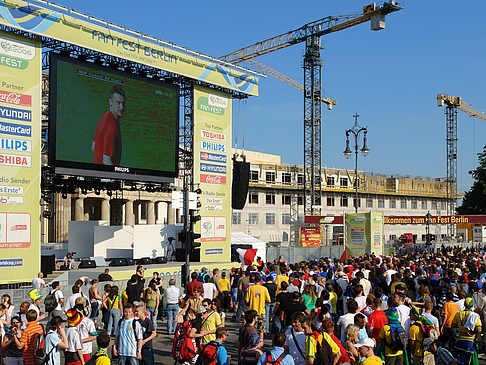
[232,160,250,210]
[136,257,152,265]
[175,248,185,262]
[126,258,135,266]
[78,260,97,269]
[41,255,56,275]
[110,258,127,267]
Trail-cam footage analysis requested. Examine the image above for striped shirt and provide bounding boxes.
[114,318,143,357]
[20,321,43,365]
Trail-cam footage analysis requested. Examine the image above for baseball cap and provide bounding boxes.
[197,305,207,314]
[354,337,375,348]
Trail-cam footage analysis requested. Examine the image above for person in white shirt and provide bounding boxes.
[164,279,180,335]
[285,312,306,365]
[385,264,397,287]
[354,285,367,312]
[356,271,371,297]
[74,303,97,363]
[32,272,46,290]
[65,309,84,364]
[337,299,359,341]
[202,276,217,300]
[65,284,84,312]
[49,281,65,312]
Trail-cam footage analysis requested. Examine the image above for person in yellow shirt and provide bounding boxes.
[451,297,482,365]
[302,315,340,365]
[93,333,111,365]
[200,300,222,345]
[355,337,382,365]
[218,271,231,311]
[245,275,270,339]
[409,307,435,365]
[275,268,290,294]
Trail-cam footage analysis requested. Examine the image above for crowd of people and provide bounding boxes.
[1,246,486,365]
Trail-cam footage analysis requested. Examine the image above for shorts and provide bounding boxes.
[255,313,266,333]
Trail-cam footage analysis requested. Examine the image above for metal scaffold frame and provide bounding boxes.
[445,106,458,236]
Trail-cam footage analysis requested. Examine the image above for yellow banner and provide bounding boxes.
[0,0,258,96]
[371,212,383,255]
[194,85,232,262]
[0,31,41,283]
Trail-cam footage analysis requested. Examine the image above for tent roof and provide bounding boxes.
[231,232,266,245]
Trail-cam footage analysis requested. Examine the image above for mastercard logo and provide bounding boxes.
[201,153,209,160]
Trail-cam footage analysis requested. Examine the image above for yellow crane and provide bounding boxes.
[437,94,486,236]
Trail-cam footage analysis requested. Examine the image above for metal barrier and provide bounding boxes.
[266,245,345,263]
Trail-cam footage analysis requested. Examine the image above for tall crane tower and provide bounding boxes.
[221,1,402,216]
[437,94,486,236]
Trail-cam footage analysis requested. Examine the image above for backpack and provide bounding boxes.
[172,320,199,361]
[262,350,290,365]
[416,322,439,342]
[197,272,209,283]
[85,352,108,365]
[33,326,55,365]
[313,332,333,365]
[195,340,221,365]
[44,290,58,313]
[387,325,408,352]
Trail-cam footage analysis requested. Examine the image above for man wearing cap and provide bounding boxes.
[355,337,381,365]
[45,316,69,365]
[65,309,85,365]
[27,288,45,321]
[12,309,43,365]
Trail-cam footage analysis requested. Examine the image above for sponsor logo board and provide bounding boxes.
[0,137,31,152]
[0,90,31,107]
[200,163,226,174]
[200,174,226,185]
[201,140,226,153]
[0,121,31,137]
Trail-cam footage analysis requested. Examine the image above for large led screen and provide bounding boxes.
[49,54,179,182]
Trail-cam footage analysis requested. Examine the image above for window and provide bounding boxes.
[431,202,438,210]
[298,196,303,205]
[315,197,321,205]
[389,200,396,209]
[327,177,335,186]
[266,194,275,205]
[266,171,275,183]
[249,170,259,182]
[389,235,397,241]
[353,198,361,208]
[249,193,258,204]
[297,174,304,184]
[366,199,373,208]
[282,195,291,205]
[249,213,258,225]
[340,177,348,187]
[441,202,447,210]
[282,172,291,184]
[341,196,348,207]
[378,199,385,208]
[327,197,335,207]
[266,213,276,225]
[411,201,418,209]
[421,201,427,210]
[282,213,291,225]
[232,212,241,225]
[400,200,407,209]
[282,232,289,242]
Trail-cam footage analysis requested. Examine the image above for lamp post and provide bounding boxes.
[425,211,432,246]
[344,113,369,213]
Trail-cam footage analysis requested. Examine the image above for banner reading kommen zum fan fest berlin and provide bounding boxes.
[194,85,232,262]
[0,31,41,284]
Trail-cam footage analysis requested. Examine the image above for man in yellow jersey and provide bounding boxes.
[302,315,340,365]
[245,274,270,339]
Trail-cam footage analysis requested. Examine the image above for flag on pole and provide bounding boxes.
[236,248,258,265]
[340,248,348,261]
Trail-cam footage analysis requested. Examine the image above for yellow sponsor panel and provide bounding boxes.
[0,0,258,96]
[194,85,232,262]
[0,31,41,283]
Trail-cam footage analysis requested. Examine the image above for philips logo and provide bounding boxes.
[114,167,129,172]
[201,141,226,153]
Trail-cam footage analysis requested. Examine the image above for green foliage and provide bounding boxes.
[457,146,486,214]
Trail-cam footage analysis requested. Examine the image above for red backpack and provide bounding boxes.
[196,341,221,365]
[263,350,290,365]
[172,320,199,362]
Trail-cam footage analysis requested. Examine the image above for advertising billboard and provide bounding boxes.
[0,31,41,284]
[344,212,383,257]
[300,226,321,247]
[49,54,179,182]
[193,85,232,262]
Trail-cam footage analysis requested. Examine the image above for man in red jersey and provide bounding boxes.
[91,85,125,166]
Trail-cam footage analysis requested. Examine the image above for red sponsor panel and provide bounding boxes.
[301,226,321,247]
[200,174,226,185]
[305,216,344,224]
[0,90,31,107]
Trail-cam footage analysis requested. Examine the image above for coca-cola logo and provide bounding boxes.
[200,174,226,185]
[0,90,31,107]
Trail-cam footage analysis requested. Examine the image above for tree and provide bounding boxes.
[457,146,486,214]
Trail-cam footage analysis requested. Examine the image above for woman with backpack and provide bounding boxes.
[103,285,123,336]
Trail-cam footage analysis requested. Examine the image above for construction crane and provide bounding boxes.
[437,94,486,237]
[221,1,402,218]
[245,58,337,110]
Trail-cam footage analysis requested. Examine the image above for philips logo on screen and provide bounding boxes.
[0,121,31,137]
[200,152,227,163]
[201,141,226,153]
[0,106,31,122]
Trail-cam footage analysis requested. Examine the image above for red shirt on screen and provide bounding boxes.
[93,110,122,165]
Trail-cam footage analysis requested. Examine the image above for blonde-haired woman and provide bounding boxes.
[343,324,360,364]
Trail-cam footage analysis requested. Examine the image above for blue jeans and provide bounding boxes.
[231,288,238,305]
[234,296,245,322]
[107,308,121,336]
[119,356,139,365]
[90,301,99,320]
[166,303,179,334]
[141,348,154,365]
[265,302,276,333]
[147,307,157,330]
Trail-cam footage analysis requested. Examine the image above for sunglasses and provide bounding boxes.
[11,321,20,325]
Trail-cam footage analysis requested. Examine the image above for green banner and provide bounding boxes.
[193,85,232,262]
[0,31,41,283]
[345,212,383,257]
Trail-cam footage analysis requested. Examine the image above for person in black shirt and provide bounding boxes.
[98,268,113,282]
[272,281,290,334]
[136,304,156,365]
[282,292,309,329]
[148,272,163,295]
[263,276,277,333]
[126,278,143,304]
[3,315,24,363]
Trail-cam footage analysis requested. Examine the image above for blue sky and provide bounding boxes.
[54,0,486,195]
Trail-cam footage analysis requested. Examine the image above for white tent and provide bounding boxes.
[231,232,267,263]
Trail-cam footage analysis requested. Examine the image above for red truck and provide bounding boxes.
[398,233,417,244]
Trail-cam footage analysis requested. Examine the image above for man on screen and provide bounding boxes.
[91,85,126,165]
